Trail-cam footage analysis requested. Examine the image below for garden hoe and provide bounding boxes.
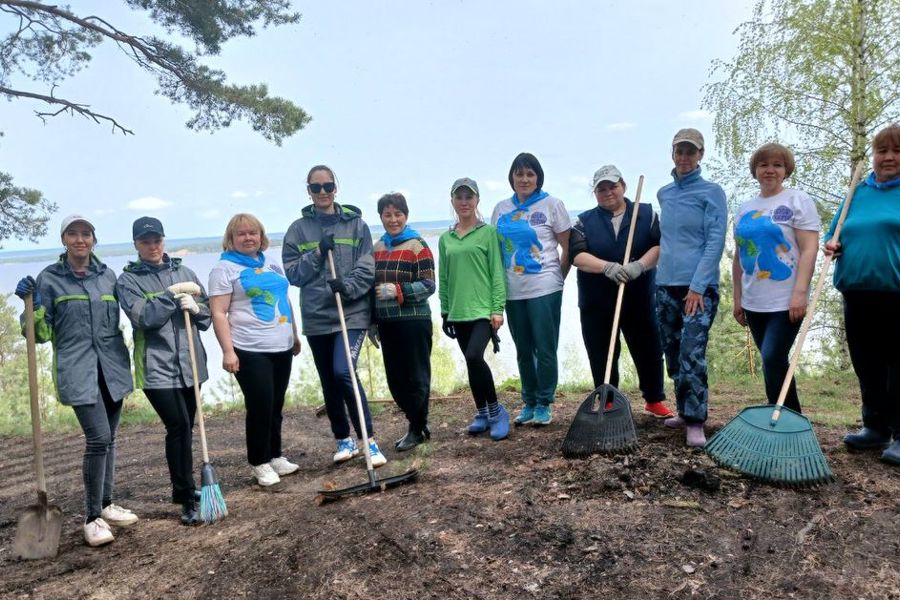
[317,250,418,502]
[705,163,866,486]
[562,176,644,458]
[13,296,62,560]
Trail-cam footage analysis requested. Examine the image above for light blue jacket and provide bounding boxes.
[656,167,728,292]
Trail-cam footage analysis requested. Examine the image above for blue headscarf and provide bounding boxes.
[380,225,421,250]
[221,250,265,268]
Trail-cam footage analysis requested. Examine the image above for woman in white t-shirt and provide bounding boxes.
[491,152,572,427]
[208,213,302,487]
[732,143,820,412]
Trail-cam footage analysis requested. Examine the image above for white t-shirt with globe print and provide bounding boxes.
[734,188,821,312]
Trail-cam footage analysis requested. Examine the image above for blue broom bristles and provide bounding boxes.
[199,462,227,523]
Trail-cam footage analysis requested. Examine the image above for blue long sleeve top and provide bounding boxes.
[656,166,728,292]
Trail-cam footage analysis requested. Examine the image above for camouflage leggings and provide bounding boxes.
[656,286,719,423]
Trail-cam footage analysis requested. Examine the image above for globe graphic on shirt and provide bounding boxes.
[735,209,793,281]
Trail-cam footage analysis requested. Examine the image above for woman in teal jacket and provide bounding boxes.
[15,215,137,547]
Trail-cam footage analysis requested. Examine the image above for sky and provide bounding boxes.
[0,0,755,251]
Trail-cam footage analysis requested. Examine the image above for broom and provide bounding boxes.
[705,163,865,486]
[183,309,227,521]
[561,176,644,458]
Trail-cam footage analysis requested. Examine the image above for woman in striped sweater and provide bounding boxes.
[372,193,436,451]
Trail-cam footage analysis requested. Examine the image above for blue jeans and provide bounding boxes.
[505,291,563,406]
[656,286,719,423]
[745,310,802,413]
[307,330,374,440]
[72,369,123,522]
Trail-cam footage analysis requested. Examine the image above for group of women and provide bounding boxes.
[13,124,900,547]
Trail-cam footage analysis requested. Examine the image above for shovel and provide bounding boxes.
[561,176,644,458]
[13,294,63,560]
[317,250,418,502]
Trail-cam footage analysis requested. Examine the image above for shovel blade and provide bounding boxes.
[12,503,63,560]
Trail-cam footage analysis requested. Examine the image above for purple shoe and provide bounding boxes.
[664,415,686,429]
[686,424,706,448]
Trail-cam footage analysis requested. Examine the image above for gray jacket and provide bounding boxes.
[116,256,211,390]
[282,203,375,335]
[26,254,133,406]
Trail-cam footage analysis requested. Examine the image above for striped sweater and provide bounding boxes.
[372,236,436,321]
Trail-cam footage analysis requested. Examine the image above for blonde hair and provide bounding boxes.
[873,123,900,150]
[749,143,796,179]
[222,213,270,251]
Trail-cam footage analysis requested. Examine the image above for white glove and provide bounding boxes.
[168,281,201,296]
[616,261,645,283]
[174,293,200,315]
[375,283,398,301]
[603,262,624,283]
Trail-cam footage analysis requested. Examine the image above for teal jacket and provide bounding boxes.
[24,254,133,406]
[116,256,211,389]
[282,203,375,336]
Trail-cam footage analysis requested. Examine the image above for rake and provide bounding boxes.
[706,163,865,486]
[561,176,644,458]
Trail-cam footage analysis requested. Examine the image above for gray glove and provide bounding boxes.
[168,281,201,296]
[374,283,398,301]
[174,293,200,315]
[616,261,645,283]
[603,262,623,283]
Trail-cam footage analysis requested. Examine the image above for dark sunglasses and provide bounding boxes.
[308,182,336,194]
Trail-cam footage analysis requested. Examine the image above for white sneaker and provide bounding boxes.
[333,437,359,463]
[84,518,115,547]
[367,438,387,468]
[270,456,300,476]
[250,463,281,486]
[100,503,139,527]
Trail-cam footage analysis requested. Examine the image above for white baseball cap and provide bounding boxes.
[59,214,96,236]
[591,165,623,189]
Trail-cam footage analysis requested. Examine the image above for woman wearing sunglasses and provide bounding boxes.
[282,165,386,466]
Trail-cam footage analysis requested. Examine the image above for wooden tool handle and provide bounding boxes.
[24,295,47,497]
[603,176,644,385]
[184,309,210,463]
[771,162,865,422]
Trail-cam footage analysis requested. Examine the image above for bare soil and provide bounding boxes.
[1,386,898,600]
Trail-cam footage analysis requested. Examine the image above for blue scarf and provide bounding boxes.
[510,189,549,211]
[380,225,421,250]
[221,250,265,268]
[863,171,900,190]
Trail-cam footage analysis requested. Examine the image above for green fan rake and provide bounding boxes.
[706,163,865,486]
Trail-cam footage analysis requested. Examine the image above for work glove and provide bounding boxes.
[441,314,456,339]
[375,283,398,301]
[15,276,42,308]
[367,324,380,349]
[603,261,624,283]
[319,233,335,256]
[616,261,645,283]
[174,293,200,315]
[491,329,501,353]
[168,281,201,296]
[327,276,348,296]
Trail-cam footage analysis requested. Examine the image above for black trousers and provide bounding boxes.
[843,291,900,438]
[579,290,665,402]
[379,319,433,431]
[452,319,497,409]
[745,310,802,413]
[144,387,197,503]
[233,348,293,466]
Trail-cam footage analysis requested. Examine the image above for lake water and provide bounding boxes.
[1,236,597,400]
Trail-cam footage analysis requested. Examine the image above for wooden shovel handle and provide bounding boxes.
[771,162,865,421]
[24,295,47,498]
[183,309,210,463]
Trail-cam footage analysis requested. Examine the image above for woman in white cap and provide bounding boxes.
[569,165,673,418]
[14,215,138,547]
[116,216,211,525]
[655,129,728,447]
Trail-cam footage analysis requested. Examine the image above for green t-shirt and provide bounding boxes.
[438,223,507,321]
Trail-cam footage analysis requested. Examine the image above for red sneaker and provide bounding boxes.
[645,402,674,418]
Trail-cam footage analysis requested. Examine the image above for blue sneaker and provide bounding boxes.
[468,412,490,435]
[333,437,359,463]
[489,404,510,441]
[532,405,552,426]
[367,438,387,468]
[514,405,535,426]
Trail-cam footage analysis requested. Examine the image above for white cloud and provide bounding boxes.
[605,121,637,132]
[94,208,116,216]
[230,190,249,199]
[197,209,222,220]
[127,196,171,211]
[483,180,507,192]
[569,175,591,187]
[254,190,265,197]
[678,109,714,122]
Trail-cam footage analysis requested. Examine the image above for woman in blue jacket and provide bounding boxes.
[15,215,137,547]
[824,123,900,466]
[655,129,728,448]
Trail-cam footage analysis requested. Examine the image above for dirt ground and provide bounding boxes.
[1,385,898,600]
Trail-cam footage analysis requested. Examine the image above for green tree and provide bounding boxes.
[703,0,900,204]
[0,0,311,246]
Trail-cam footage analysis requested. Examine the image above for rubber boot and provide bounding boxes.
[181,501,200,526]
[843,427,890,450]
[881,440,900,466]
[489,404,510,441]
